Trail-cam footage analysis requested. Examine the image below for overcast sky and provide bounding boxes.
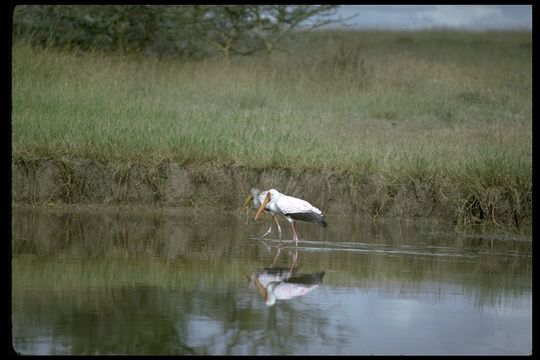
[328,5,531,30]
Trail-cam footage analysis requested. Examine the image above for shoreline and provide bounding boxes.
[11,157,531,230]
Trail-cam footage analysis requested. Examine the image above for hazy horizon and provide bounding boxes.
[321,5,531,31]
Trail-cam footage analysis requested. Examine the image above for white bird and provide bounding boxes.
[243,188,282,239]
[252,267,325,306]
[255,188,327,246]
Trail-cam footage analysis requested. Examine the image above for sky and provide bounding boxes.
[327,5,532,30]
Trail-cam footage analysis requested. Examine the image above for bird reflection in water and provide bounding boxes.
[251,247,325,306]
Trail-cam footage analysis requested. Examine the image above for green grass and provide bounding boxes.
[12,30,532,225]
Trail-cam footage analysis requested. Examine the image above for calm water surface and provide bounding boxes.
[11,206,532,355]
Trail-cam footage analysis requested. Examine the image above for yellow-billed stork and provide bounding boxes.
[243,188,282,239]
[255,188,327,246]
[252,267,325,306]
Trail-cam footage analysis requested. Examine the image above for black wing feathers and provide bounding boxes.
[286,212,328,227]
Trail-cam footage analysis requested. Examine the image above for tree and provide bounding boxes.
[12,5,349,59]
[255,5,341,54]
[200,5,342,58]
[201,5,262,58]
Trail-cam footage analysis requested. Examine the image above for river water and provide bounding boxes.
[11,206,532,355]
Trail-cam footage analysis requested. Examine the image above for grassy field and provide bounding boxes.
[12,30,532,226]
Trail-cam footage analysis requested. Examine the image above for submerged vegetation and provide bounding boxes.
[11,29,531,228]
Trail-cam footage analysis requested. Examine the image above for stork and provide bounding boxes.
[252,267,325,306]
[255,188,327,246]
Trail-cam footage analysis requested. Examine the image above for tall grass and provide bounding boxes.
[12,30,531,207]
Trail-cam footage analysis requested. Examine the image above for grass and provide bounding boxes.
[11,30,532,226]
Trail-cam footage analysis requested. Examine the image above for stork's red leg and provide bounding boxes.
[289,247,298,272]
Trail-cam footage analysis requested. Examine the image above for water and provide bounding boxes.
[11,206,532,355]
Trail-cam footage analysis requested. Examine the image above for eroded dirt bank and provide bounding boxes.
[11,158,531,228]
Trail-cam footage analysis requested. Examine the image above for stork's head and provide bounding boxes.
[243,188,260,208]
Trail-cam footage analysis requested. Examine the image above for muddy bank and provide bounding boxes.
[11,158,531,228]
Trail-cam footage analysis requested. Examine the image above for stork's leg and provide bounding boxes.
[259,215,282,241]
[289,247,298,272]
[257,214,275,239]
[277,219,297,248]
[274,215,282,240]
[258,223,273,239]
[271,246,282,266]
[290,222,299,247]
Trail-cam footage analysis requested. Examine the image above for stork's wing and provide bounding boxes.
[271,282,320,300]
[276,195,322,215]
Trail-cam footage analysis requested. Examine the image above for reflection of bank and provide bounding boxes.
[251,249,325,306]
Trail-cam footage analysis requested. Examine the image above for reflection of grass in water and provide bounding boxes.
[12,254,256,291]
[12,236,531,308]
[11,207,531,307]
